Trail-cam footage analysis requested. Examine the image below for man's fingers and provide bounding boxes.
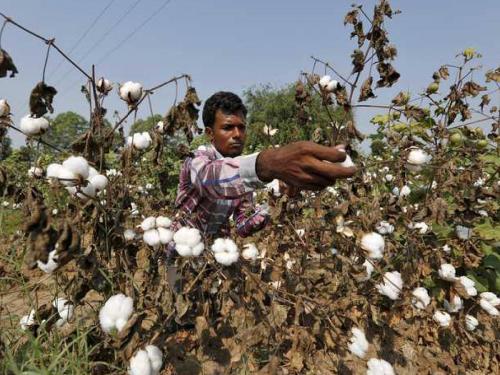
[304,157,357,180]
[308,144,347,163]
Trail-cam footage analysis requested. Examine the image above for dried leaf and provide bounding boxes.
[29,81,58,117]
[359,76,375,102]
[0,48,18,78]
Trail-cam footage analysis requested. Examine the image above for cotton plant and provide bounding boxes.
[455,276,477,297]
[438,263,457,281]
[20,309,36,330]
[140,216,173,248]
[96,77,113,94]
[348,327,369,358]
[211,238,239,266]
[479,292,499,316]
[411,287,431,310]
[376,271,403,300]
[37,249,59,273]
[360,232,385,260]
[465,315,479,331]
[444,295,463,313]
[52,297,74,327]
[20,114,50,136]
[241,243,259,261]
[406,148,431,172]
[376,221,394,235]
[433,310,451,327]
[129,345,163,375]
[318,75,340,93]
[99,294,134,334]
[119,81,143,105]
[126,132,152,151]
[366,358,395,375]
[173,227,204,256]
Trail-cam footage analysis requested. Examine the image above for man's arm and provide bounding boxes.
[233,194,269,237]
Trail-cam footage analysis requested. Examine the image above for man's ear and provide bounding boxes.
[205,126,213,141]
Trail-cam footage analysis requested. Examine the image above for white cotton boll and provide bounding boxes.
[88,166,99,178]
[97,78,113,94]
[411,287,430,309]
[265,179,280,196]
[143,229,161,248]
[77,182,97,200]
[145,345,163,374]
[57,168,78,187]
[465,315,478,331]
[438,263,457,281]
[348,328,369,359]
[141,217,157,231]
[133,133,151,150]
[37,249,58,273]
[129,350,152,375]
[191,242,204,256]
[156,216,172,228]
[376,271,403,300]
[326,79,339,92]
[119,81,143,103]
[319,75,332,89]
[155,121,165,134]
[479,299,499,316]
[158,227,173,244]
[20,309,36,330]
[366,358,395,375]
[444,295,463,313]
[242,243,259,261]
[338,154,355,168]
[124,229,136,241]
[384,174,393,182]
[360,232,385,259]
[99,294,134,334]
[173,227,204,256]
[175,244,193,256]
[407,148,430,166]
[296,228,305,238]
[442,244,451,253]
[479,292,500,307]
[212,238,239,266]
[376,221,394,235]
[362,260,374,281]
[20,115,49,136]
[46,163,63,179]
[400,185,411,197]
[52,297,74,325]
[411,222,429,234]
[28,166,44,178]
[433,310,451,327]
[89,174,108,191]
[0,99,10,116]
[456,276,477,297]
[62,156,90,180]
[473,178,485,188]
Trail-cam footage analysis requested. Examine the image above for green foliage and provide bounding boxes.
[0,135,12,161]
[41,111,88,152]
[130,114,162,134]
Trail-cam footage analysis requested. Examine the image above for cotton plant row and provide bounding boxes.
[46,156,108,201]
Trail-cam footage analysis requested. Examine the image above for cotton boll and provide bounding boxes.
[412,287,430,309]
[0,99,10,116]
[465,315,478,331]
[156,216,172,228]
[145,345,163,374]
[433,310,451,327]
[143,229,161,248]
[132,133,151,150]
[212,238,239,266]
[119,81,143,103]
[338,154,355,168]
[97,77,113,94]
[77,182,97,200]
[141,217,157,231]
[456,276,477,297]
[52,298,74,326]
[376,221,394,235]
[362,260,374,281]
[57,168,78,187]
[20,115,49,135]
[319,75,332,89]
[479,292,500,307]
[326,79,339,92]
[479,299,499,316]
[360,232,385,259]
[62,156,90,180]
[407,148,430,169]
[20,309,36,330]
[155,121,165,133]
[400,185,411,197]
[442,244,451,253]
[37,249,58,273]
[158,227,173,244]
[124,229,136,241]
[444,295,463,313]
[46,163,63,179]
[411,222,429,234]
[99,294,134,334]
[348,327,369,358]
[438,263,457,281]
[376,271,403,300]
[173,227,204,256]
[129,350,152,375]
[89,174,108,191]
[366,358,395,375]
[242,243,259,261]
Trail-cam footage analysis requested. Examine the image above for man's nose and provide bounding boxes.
[232,128,244,140]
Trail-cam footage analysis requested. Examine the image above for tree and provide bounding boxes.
[242,83,347,153]
[42,111,88,152]
[130,114,163,134]
[0,135,12,160]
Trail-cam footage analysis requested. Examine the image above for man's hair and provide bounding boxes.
[202,91,247,129]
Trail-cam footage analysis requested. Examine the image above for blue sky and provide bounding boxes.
[1,0,499,148]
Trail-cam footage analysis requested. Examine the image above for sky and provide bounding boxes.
[1,0,499,148]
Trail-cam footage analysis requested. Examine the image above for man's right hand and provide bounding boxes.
[255,141,357,190]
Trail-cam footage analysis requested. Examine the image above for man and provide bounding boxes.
[173,91,356,237]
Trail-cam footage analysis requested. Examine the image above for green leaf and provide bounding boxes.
[474,219,500,241]
[432,223,453,240]
[466,272,488,293]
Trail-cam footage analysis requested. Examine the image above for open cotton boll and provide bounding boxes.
[99,293,134,334]
[366,358,395,375]
[326,79,339,92]
[0,99,10,116]
[157,227,173,244]
[412,287,430,309]
[438,263,457,281]
[46,163,63,180]
[400,185,411,197]
[410,221,429,234]
[62,156,90,180]
[20,115,49,135]
[156,216,172,228]
[154,121,165,133]
[265,179,280,197]
[145,345,163,374]
[143,229,161,248]
[376,221,394,235]
[338,154,355,168]
[348,327,369,358]
[57,168,78,187]
[212,238,239,266]
[52,297,74,326]
[407,148,430,171]
[376,271,403,300]
[37,249,58,273]
[20,309,36,330]
[479,292,500,316]
[28,166,44,178]
[480,292,500,307]
[318,75,332,89]
[362,260,374,281]
[465,315,478,331]
[89,174,108,191]
[129,349,152,375]
[444,295,463,313]
[119,81,143,103]
[124,229,137,241]
[173,227,204,256]
[132,132,152,150]
[78,182,97,200]
[433,310,451,327]
[456,276,477,297]
[141,217,157,231]
[360,232,385,259]
[242,243,259,261]
[97,77,113,94]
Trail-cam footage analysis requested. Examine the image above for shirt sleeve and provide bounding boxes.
[233,193,269,237]
[190,152,265,200]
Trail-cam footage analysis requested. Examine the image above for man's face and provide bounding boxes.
[206,109,246,157]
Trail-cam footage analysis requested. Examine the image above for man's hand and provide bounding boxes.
[256,141,356,190]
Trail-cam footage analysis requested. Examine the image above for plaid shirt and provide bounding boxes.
[173,144,269,237]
